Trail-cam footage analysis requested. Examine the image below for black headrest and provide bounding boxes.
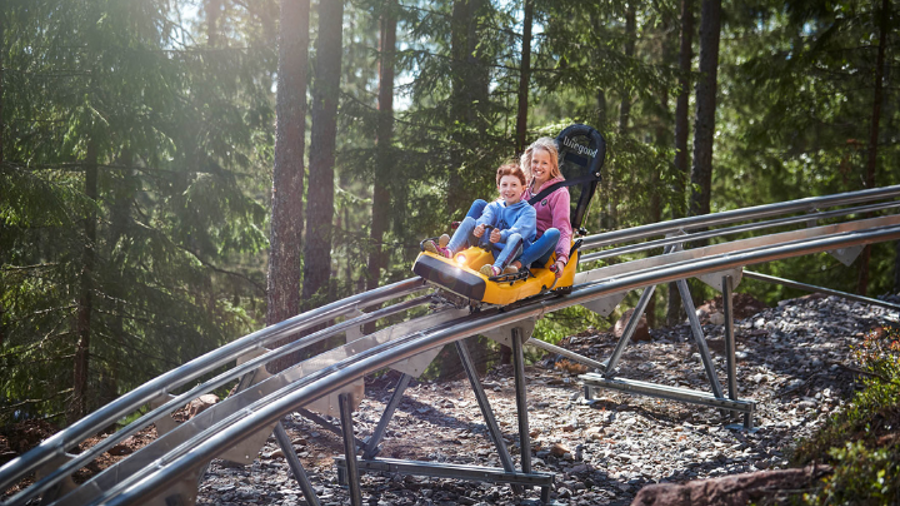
[554,124,606,233]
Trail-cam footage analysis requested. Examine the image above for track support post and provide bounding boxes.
[456,339,523,494]
[339,393,363,506]
[363,373,412,459]
[274,422,320,506]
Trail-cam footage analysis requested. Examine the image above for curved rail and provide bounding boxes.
[579,183,900,250]
[0,278,426,494]
[98,222,900,505]
[2,184,900,505]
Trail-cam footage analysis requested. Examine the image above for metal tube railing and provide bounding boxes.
[94,223,900,506]
[580,200,900,263]
[578,184,900,250]
[0,278,426,494]
[8,295,432,505]
[6,184,900,503]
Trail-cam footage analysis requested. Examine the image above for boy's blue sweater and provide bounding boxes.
[476,200,537,251]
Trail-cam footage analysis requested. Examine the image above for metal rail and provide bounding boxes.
[578,184,900,250]
[0,278,426,495]
[744,270,900,312]
[90,223,900,506]
[580,199,900,263]
[3,184,900,505]
[7,295,434,505]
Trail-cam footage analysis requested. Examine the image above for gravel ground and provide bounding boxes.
[196,293,900,506]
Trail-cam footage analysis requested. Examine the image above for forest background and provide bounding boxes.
[1,0,898,427]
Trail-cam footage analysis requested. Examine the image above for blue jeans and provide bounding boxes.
[517,228,560,268]
[468,199,561,269]
[447,216,524,268]
[464,199,488,220]
[452,200,522,268]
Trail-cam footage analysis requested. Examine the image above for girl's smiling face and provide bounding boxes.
[531,148,553,186]
[498,174,525,206]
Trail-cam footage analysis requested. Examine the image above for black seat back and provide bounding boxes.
[554,124,606,234]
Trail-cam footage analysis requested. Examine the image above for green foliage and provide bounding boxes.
[804,441,900,506]
[534,305,609,345]
[793,326,900,505]
[3,0,898,425]
[1,0,273,424]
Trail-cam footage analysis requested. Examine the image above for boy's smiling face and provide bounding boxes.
[498,174,525,206]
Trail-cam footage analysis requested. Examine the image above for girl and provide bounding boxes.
[425,164,536,277]
[510,137,572,278]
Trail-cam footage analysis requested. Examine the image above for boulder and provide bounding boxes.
[695,293,769,323]
[186,394,220,419]
[630,465,831,506]
[614,308,651,342]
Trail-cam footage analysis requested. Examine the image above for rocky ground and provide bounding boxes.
[194,293,900,506]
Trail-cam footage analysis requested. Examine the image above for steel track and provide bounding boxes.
[1,184,899,505]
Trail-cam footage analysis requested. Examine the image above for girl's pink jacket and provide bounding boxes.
[524,176,573,265]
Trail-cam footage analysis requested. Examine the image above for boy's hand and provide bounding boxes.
[550,260,566,278]
[473,224,485,238]
[489,228,502,243]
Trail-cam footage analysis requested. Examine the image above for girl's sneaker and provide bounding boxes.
[480,264,501,277]
[502,264,518,275]
[424,239,451,258]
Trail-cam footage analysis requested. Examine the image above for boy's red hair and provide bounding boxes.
[495,163,527,186]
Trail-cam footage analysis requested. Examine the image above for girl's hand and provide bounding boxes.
[550,260,566,278]
[489,228,502,243]
[473,224,485,238]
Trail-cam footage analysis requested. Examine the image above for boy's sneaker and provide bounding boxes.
[438,234,450,248]
[424,239,451,258]
[480,264,501,277]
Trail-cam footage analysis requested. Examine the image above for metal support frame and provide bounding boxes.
[456,339,523,494]
[527,338,608,370]
[584,259,757,427]
[511,329,532,475]
[333,458,553,487]
[676,279,725,398]
[604,285,658,377]
[273,422,320,506]
[363,373,412,459]
[582,376,755,416]
[338,393,362,506]
[334,335,551,503]
[744,270,900,312]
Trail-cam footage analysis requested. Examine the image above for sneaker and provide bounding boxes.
[480,264,501,277]
[502,264,518,275]
[438,233,450,248]
[423,239,451,258]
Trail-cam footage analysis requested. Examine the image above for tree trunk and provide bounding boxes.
[205,0,222,47]
[71,139,99,424]
[447,0,488,216]
[667,0,693,327]
[618,3,636,135]
[0,15,4,166]
[515,0,533,154]
[365,0,396,299]
[689,0,720,222]
[302,0,343,308]
[857,0,889,297]
[266,0,310,338]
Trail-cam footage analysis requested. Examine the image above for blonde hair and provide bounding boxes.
[495,163,526,186]
[520,137,561,185]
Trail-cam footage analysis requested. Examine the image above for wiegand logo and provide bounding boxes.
[562,136,598,158]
